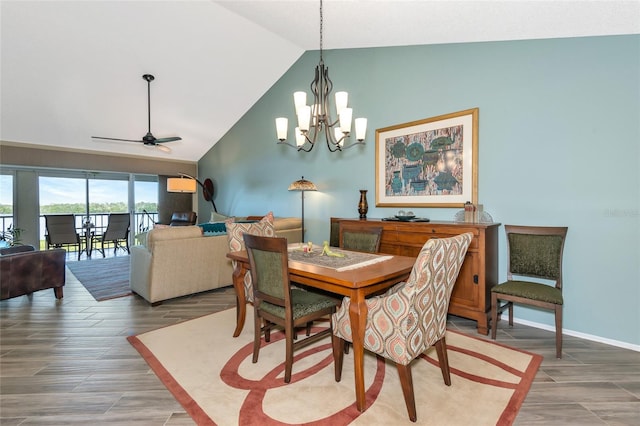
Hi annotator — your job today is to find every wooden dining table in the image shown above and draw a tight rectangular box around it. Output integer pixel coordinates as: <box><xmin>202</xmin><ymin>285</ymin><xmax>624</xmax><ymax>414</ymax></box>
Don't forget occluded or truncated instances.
<box><xmin>226</xmin><ymin>247</ymin><xmax>415</xmax><ymax>412</ymax></box>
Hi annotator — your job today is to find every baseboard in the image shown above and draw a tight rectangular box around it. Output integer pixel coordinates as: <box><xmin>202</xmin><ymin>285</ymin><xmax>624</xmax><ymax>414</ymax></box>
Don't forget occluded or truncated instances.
<box><xmin>500</xmin><ymin>314</ymin><xmax>640</xmax><ymax>353</ymax></box>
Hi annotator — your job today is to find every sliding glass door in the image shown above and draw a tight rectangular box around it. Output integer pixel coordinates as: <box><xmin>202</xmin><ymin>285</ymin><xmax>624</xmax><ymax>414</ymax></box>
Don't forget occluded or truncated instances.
<box><xmin>0</xmin><ymin>173</ymin><xmax>14</xmax><ymax>244</ymax></box>
<box><xmin>38</xmin><ymin>171</ymin><xmax>158</xmax><ymax>252</ymax></box>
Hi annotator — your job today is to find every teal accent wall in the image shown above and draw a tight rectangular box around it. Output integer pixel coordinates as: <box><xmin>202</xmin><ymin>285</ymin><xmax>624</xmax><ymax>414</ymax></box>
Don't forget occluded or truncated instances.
<box><xmin>200</xmin><ymin>35</ymin><xmax>640</xmax><ymax>346</ymax></box>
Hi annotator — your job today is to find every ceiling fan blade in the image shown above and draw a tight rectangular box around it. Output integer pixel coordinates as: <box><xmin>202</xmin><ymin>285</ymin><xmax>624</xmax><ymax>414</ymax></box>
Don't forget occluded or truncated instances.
<box><xmin>155</xmin><ymin>136</ymin><xmax>182</xmax><ymax>143</ymax></box>
<box><xmin>92</xmin><ymin>136</ymin><xmax>142</xmax><ymax>143</ymax></box>
<box><xmin>156</xmin><ymin>144</ymin><xmax>172</xmax><ymax>153</ymax></box>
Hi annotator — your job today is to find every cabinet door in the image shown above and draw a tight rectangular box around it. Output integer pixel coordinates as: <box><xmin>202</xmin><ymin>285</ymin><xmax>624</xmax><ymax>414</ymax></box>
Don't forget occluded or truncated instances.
<box><xmin>450</xmin><ymin>252</ymin><xmax>479</xmax><ymax>309</ymax></box>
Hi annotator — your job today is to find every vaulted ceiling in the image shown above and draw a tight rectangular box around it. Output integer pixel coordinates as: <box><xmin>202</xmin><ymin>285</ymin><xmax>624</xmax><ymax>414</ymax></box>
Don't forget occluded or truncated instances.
<box><xmin>2</xmin><ymin>1</ymin><xmax>638</xmax><ymax>162</ymax></box>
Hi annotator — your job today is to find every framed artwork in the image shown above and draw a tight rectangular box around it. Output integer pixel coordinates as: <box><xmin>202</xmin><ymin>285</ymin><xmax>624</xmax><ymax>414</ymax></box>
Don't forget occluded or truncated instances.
<box><xmin>375</xmin><ymin>108</ymin><xmax>478</xmax><ymax>208</ymax></box>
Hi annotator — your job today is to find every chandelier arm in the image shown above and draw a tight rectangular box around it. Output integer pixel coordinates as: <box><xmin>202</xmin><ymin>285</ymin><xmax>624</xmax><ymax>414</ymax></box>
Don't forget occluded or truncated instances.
<box><xmin>338</xmin><ymin>140</ymin><xmax>365</xmax><ymax>150</ymax></box>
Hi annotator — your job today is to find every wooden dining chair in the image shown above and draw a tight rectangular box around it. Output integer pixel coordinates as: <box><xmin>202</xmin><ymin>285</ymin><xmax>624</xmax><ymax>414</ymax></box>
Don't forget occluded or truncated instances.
<box><xmin>44</xmin><ymin>214</ymin><xmax>82</xmax><ymax>260</ymax></box>
<box><xmin>332</xmin><ymin>233</ymin><xmax>473</xmax><ymax>422</ymax></box>
<box><xmin>338</xmin><ymin>222</ymin><xmax>383</xmax><ymax>253</ymax></box>
<box><xmin>225</xmin><ymin>214</ymin><xmax>276</xmax><ymax>307</ymax></box>
<box><xmin>491</xmin><ymin>225</ymin><xmax>568</xmax><ymax>358</ymax></box>
<box><xmin>243</xmin><ymin>234</ymin><xmax>339</xmax><ymax>383</ymax></box>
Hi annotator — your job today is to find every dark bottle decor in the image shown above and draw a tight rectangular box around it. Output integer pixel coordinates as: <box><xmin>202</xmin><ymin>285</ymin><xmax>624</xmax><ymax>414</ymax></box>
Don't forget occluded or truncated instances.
<box><xmin>358</xmin><ymin>189</ymin><xmax>368</xmax><ymax>219</ymax></box>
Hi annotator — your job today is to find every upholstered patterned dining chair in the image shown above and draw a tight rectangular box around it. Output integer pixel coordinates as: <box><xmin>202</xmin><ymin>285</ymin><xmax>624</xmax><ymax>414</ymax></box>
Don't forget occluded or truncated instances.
<box><xmin>332</xmin><ymin>232</ymin><xmax>473</xmax><ymax>422</ymax></box>
<box><xmin>244</xmin><ymin>234</ymin><xmax>339</xmax><ymax>383</ymax></box>
<box><xmin>491</xmin><ymin>225</ymin><xmax>568</xmax><ymax>358</ymax></box>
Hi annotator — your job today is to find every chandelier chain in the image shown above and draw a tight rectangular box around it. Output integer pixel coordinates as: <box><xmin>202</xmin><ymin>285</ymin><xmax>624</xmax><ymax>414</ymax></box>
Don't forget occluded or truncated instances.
<box><xmin>319</xmin><ymin>0</ymin><xmax>323</xmax><ymax>61</ymax></box>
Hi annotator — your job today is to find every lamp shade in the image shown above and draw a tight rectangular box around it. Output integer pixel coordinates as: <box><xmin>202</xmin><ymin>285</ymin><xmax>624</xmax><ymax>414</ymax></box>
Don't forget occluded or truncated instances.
<box><xmin>167</xmin><ymin>177</ymin><xmax>197</xmax><ymax>193</ymax></box>
<box><xmin>288</xmin><ymin>177</ymin><xmax>317</xmax><ymax>192</ymax></box>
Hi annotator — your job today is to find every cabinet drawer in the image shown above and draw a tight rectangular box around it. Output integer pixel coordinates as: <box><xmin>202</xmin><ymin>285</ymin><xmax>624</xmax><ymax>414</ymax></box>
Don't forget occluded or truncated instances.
<box><xmin>393</xmin><ymin>230</ymin><xmax>479</xmax><ymax>250</ymax></box>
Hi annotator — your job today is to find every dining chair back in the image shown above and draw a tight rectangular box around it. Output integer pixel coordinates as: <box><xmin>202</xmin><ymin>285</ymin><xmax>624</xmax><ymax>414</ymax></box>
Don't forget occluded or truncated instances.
<box><xmin>332</xmin><ymin>232</ymin><xmax>473</xmax><ymax>422</ymax></box>
<box><xmin>244</xmin><ymin>233</ymin><xmax>338</xmax><ymax>383</ymax></box>
<box><xmin>225</xmin><ymin>214</ymin><xmax>275</xmax><ymax>304</ymax></box>
<box><xmin>491</xmin><ymin>225</ymin><xmax>568</xmax><ymax>358</ymax></box>
<box><xmin>44</xmin><ymin>214</ymin><xmax>82</xmax><ymax>260</ymax></box>
<box><xmin>339</xmin><ymin>222</ymin><xmax>383</xmax><ymax>253</ymax></box>
<box><xmin>95</xmin><ymin>213</ymin><xmax>130</xmax><ymax>257</ymax></box>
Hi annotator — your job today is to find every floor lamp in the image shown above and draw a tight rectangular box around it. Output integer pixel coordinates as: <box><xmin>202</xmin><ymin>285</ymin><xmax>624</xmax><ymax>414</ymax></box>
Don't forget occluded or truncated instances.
<box><xmin>288</xmin><ymin>176</ymin><xmax>317</xmax><ymax>243</ymax></box>
<box><xmin>167</xmin><ymin>173</ymin><xmax>217</xmax><ymax>212</ymax></box>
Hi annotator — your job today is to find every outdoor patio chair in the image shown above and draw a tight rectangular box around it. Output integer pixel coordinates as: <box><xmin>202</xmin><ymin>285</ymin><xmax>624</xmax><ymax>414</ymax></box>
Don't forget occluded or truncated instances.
<box><xmin>44</xmin><ymin>214</ymin><xmax>82</xmax><ymax>261</ymax></box>
<box><xmin>94</xmin><ymin>213</ymin><xmax>130</xmax><ymax>257</ymax></box>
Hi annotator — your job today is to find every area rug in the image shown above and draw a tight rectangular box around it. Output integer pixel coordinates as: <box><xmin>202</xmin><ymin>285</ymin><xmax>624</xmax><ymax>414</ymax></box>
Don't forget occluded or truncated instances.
<box><xmin>67</xmin><ymin>255</ymin><xmax>131</xmax><ymax>301</ymax></box>
<box><xmin>128</xmin><ymin>308</ymin><xmax>542</xmax><ymax>425</ymax></box>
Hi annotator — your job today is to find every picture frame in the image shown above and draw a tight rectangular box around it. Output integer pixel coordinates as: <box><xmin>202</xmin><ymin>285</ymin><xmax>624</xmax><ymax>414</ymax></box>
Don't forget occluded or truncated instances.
<box><xmin>375</xmin><ymin>108</ymin><xmax>478</xmax><ymax>208</ymax></box>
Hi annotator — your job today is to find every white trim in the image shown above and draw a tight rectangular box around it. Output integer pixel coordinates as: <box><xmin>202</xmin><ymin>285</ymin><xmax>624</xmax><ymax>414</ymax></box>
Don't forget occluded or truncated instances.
<box><xmin>500</xmin><ymin>314</ymin><xmax>640</xmax><ymax>352</ymax></box>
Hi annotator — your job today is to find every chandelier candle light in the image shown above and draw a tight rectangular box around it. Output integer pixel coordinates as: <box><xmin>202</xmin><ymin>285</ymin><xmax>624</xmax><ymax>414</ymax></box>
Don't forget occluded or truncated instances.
<box><xmin>276</xmin><ymin>0</ymin><xmax>367</xmax><ymax>152</ymax></box>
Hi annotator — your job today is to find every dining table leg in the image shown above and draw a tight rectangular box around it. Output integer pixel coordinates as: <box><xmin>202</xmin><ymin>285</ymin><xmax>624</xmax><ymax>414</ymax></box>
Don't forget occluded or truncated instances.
<box><xmin>349</xmin><ymin>290</ymin><xmax>368</xmax><ymax>412</ymax></box>
<box><xmin>231</xmin><ymin>262</ymin><xmax>247</xmax><ymax>338</ymax></box>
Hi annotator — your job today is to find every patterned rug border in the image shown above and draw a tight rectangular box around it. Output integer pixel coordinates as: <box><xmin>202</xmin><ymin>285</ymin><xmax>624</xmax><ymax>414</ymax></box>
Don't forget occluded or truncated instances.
<box><xmin>128</xmin><ymin>308</ymin><xmax>542</xmax><ymax>425</ymax></box>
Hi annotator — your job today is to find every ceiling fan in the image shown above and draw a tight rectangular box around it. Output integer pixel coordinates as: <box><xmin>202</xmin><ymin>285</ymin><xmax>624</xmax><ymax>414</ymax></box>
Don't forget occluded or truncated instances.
<box><xmin>92</xmin><ymin>74</ymin><xmax>181</xmax><ymax>153</ymax></box>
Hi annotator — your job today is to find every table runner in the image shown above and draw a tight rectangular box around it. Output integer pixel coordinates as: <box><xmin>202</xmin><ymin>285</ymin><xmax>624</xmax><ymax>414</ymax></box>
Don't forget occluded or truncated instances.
<box><xmin>287</xmin><ymin>244</ymin><xmax>393</xmax><ymax>272</ymax></box>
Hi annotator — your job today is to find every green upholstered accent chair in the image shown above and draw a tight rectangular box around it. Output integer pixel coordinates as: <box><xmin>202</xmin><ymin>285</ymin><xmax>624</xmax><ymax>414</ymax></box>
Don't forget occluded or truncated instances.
<box><xmin>491</xmin><ymin>225</ymin><xmax>568</xmax><ymax>358</ymax></box>
<box><xmin>331</xmin><ymin>233</ymin><xmax>473</xmax><ymax>422</ymax></box>
<box><xmin>243</xmin><ymin>234</ymin><xmax>339</xmax><ymax>383</ymax></box>
<box><xmin>338</xmin><ymin>222</ymin><xmax>383</xmax><ymax>253</ymax></box>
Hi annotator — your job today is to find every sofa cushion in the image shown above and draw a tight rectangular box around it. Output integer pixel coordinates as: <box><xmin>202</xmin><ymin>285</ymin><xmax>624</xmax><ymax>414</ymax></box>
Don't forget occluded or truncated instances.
<box><xmin>147</xmin><ymin>226</ymin><xmax>203</xmax><ymax>251</ymax></box>
<box><xmin>274</xmin><ymin>217</ymin><xmax>302</xmax><ymax>232</ymax></box>
<box><xmin>210</xmin><ymin>211</ymin><xmax>231</xmax><ymax>222</ymax></box>
<box><xmin>0</xmin><ymin>245</ymin><xmax>36</xmax><ymax>256</ymax></box>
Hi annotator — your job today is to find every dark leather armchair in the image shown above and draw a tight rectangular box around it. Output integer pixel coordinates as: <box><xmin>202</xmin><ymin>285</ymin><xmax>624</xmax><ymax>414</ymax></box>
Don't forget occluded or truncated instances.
<box><xmin>169</xmin><ymin>211</ymin><xmax>197</xmax><ymax>226</ymax></box>
<box><xmin>0</xmin><ymin>246</ymin><xmax>66</xmax><ymax>300</ymax></box>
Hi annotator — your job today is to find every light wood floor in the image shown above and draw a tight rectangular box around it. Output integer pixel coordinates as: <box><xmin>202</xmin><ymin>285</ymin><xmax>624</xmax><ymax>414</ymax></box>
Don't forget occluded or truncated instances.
<box><xmin>1</xmin><ymin>254</ymin><xmax>638</xmax><ymax>425</ymax></box>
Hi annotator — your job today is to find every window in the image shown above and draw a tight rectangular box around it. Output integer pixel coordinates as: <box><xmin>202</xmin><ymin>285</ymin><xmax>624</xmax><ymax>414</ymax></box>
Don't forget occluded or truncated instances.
<box><xmin>0</xmin><ymin>173</ymin><xmax>13</xmax><ymax>235</ymax></box>
<box><xmin>37</xmin><ymin>172</ymin><xmax>158</xmax><ymax>244</ymax></box>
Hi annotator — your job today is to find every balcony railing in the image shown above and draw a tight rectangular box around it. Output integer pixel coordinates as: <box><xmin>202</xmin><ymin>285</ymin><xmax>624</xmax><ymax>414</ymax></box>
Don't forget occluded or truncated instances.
<box><xmin>1</xmin><ymin>212</ymin><xmax>159</xmax><ymax>250</ymax></box>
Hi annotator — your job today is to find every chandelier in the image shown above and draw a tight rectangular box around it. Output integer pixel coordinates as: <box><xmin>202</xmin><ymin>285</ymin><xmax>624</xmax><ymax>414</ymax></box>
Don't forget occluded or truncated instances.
<box><xmin>275</xmin><ymin>0</ymin><xmax>367</xmax><ymax>152</ymax></box>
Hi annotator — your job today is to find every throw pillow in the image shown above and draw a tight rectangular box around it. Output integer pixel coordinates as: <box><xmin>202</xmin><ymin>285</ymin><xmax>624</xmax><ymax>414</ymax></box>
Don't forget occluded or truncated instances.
<box><xmin>198</xmin><ymin>222</ymin><xmax>227</xmax><ymax>234</ymax></box>
<box><xmin>210</xmin><ymin>211</ymin><xmax>231</xmax><ymax>222</ymax></box>
<box><xmin>225</xmin><ymin>211</ymin><xmax>275</xmax><ymax>253</ymax></box>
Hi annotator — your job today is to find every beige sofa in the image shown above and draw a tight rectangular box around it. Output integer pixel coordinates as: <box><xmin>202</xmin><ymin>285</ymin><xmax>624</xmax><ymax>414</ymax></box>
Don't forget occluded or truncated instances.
<box><xmin>130</xmin><ymin>217</ymin><xmax>302</xmax><ymax>304</ymax></box>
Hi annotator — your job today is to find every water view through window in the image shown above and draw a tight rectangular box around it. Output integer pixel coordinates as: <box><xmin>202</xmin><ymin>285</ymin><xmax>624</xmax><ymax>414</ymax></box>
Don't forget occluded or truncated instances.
<box><xmin>38</xmin><ymin>174</ymin><xmax>158</xmax><ymax>243</ymax></box>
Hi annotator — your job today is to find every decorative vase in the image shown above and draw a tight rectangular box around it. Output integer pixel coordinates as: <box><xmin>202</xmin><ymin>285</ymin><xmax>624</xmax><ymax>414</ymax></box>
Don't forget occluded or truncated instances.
<box><xmin>358</xmin><ymin>190</ymin><xmax>368</xmax><ymax>219</ymax></box>
<box><xmin>391</xmin><ymin>170</ymin><xmax>403</xmax><ymax>194</ymax></box>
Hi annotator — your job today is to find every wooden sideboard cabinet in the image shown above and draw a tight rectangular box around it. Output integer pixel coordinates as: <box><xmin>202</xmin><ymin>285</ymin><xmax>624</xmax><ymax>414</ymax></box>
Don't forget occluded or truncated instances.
<box><xmin>331</xmin><ymin>218</ymin><xmax>500</xmax><ymax>335</ymax></box>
